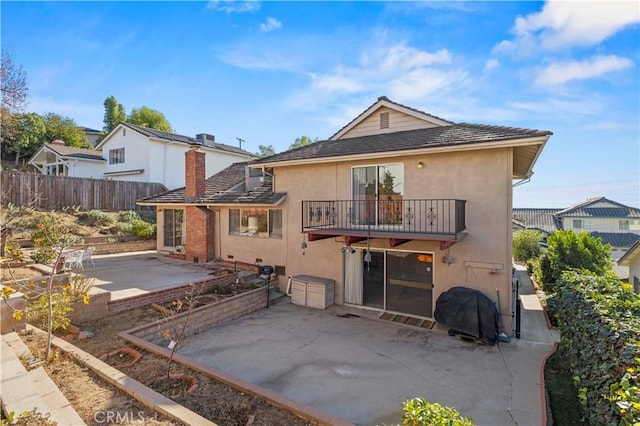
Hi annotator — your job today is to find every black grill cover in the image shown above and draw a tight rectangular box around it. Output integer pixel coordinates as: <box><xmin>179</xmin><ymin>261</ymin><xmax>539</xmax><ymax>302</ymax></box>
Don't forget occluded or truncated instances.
<box><xmin>434</xmin><ymin>286</ymin><xmax>499</xmax><ymax>345</ymax></box>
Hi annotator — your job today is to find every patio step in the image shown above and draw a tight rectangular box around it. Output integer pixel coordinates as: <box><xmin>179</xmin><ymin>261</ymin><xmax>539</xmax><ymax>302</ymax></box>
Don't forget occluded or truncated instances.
<box><xmin>0</xmin><ymin>332</ymin><xmax>86</xmax><ymax>425</ymax></box>
<box><xmin>269</xmin><ymin>289</ymin><xmax>286</xmax><ymax>305</ymax></box>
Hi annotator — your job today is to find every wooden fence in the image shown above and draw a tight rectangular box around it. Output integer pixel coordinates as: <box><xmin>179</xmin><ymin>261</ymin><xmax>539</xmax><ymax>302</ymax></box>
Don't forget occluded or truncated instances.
<box><xmin>0</xmin><ymin>171</ymin><xmax>167</xmax><ymax>211</ymax></box>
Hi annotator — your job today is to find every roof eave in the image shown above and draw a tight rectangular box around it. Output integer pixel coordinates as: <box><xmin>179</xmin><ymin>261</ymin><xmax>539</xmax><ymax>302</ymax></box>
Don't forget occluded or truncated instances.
<box><xmin>251</xmin><ymin>135</ymin><xmax>550</xmax><ymax>170</ymax></box>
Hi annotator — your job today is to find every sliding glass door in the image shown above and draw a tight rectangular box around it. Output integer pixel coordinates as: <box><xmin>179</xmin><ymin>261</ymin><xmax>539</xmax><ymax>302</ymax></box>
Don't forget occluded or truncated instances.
<box><xmin>351</xmin><ymin>164</ymin><xmax>403</xmax><ymax>226</ymax></box>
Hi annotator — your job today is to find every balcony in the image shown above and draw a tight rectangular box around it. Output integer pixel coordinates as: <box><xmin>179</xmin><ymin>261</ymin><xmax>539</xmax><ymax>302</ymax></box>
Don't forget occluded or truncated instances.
<box><xmin>302</xmin><ymin>199</ymin><xmax>466</xmax><ymax>247</ymax></box>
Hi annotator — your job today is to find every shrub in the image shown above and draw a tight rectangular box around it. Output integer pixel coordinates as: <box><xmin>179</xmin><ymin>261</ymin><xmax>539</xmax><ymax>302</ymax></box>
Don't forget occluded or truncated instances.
<box><xmin>536</xmin><ymin>230</ymin><xmax>612</xmax><ymax>291</ymax></box>
<box><xmin>86</xmin><ymin>209</ymin><xmax>114</xmax><ymax>226</ymax></box>
<box><xmin>402</xmin><ymin>397</ymin><xmax>475</xmax><ymax>426</ymax></box>
<box><xmin>30</xmin><ymin>247</ymin><xmax>56</xmax><ymax>264</ymax></box>
<box><xmin>555</xmin><ymin>271</ymin><xmax>640</xmax><ymax>425</ymax></box>
<box><xmin>129</xmin><ymin>220</ymin><xmax>155</xmax><ymax>238</ymax></box>
<box><xmin>512</xmin><ymin>230</ymin><xmax>542</xmax><ymax>261</ymax></box>
<box><xmin>119</xmin><ymin>210</ymin><xmax>141</xmax><ymax>222</ymax></box>
<box><xmin>4</xmin><ymin>239</ymin><xmax>24</xmax><ymax>262</ymax></box>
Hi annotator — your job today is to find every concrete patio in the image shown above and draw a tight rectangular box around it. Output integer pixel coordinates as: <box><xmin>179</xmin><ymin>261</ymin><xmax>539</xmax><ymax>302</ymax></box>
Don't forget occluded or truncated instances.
<box><xmin>178</xmin><ymin>264</ymin><xmax>558</xmax><ymax>426</ymax></box>
<box><xmin>82</xmin><ymin>251</ymin><xmax>215</xmax><ymax>300</ymax></box>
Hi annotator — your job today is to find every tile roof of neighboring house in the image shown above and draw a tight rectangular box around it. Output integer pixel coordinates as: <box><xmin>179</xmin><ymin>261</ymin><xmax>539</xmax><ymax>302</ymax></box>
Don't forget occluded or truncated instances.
<box><xmin>138</xmin><ymin>162</ymin><xmax>286</xmax><ymax>205</ymax></box>
<box><xmin>590</xmin><ymin>232</ymin><xmax>640</xmax><ymax>249</ymax></box>
<box><xmin>45</xmin><ymin>143</ymin><xmax>104</xmax><ymax>161</ymax></box>
<box><xmin>121</xmin><ymin>122</ymin><xmax>256</xmax><ymax>157</ymax></box>
<box><xmin>82</xmin><ymin>127</ymin><xmax>101</xmax><ymax>133</ymax></box>
<box><xmin>554</xmin><ymin>197</ymin><xmax>640</xmax><ymax>218</ymax></box>
<box><xmin>512</xmin><ymin>208</ymin><xmax>562</xmax><ymax>234</ymax></box>
<box><xmin>254</xmin><ymin>123</ymin><xmax>552</xmax><ymax>164</ymax></box>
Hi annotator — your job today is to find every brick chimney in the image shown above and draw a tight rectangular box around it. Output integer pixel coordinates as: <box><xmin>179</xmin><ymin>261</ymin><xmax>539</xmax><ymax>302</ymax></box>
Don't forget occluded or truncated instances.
<box><xmin>185</xmin><ymin>144</ymin><xmax>205</xmax><ymax>199</ymax></box>
<box><xmin>184</xmin><ymin>144</ymin><xmax>214</xmax><ymax>264</ymax></box>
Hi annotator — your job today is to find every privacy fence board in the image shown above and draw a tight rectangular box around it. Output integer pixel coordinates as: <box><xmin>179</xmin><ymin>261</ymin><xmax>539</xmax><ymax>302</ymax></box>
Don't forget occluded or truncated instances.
<box><xmin>1</xmin><ymin>171</ymin><xmax>167</xmax><ymax>211</ymax></box>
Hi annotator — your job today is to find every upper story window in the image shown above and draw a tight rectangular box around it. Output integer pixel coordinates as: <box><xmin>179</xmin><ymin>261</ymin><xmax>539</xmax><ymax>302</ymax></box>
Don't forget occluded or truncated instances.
<box><xmin>620</xmin><ymin>220</ymin><xmax>630</xmax><ymax>231</ymax></box>
<box><xmin>229</xmin><ymin>209</ymin><xmax>282</xmax><ymax>238</ymax></box>
<box><xmin>573</xmin><ymin>219</ymin><xmax>592</xmax><ymax>230</ymax></box>
<box><xmin>109</xmin><ymin>148</ymin><xmax>125</xmax><ymax>164</ymax></box>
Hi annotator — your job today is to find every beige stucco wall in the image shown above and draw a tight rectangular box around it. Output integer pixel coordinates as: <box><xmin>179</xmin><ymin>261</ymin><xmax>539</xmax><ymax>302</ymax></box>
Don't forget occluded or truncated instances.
<box><xmin>271</xmin><ymin>147</ymin><xmax>514</xmax><ymax>328</ymax></box>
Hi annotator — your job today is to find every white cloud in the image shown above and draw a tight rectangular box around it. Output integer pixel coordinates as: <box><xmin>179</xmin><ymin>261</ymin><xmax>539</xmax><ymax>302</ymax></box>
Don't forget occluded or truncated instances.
<box><xmin>207</xmin><ymin>1</ymin><xmax>260</xmax><ymax>13</ymax></box>
<box><xmin>534</xmin><ymin>55</ymin><xmax>634</xmax><ymax>86</ymax></box>
<box><xmin>483</xmin><ymin>59</ymin><xmax>500</xmax><ymax>72</ymax></box>
<box><xmin>495</xmin><ymin>1</ymin><xmax>640</xmax><ymax>53</ymax></box>
<box><xmin>260</xmin><ymin>17</ymin><xmax>282</xmax><ymax>32</ymax></box>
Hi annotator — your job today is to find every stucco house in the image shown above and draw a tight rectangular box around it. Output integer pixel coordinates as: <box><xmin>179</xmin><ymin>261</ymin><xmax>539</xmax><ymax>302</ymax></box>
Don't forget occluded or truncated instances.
<box><xmin>618</xmin><ymin>240</ymin><xmax>640</xmax><ymax>293</ymax></box>
<box><xmin>513</xmin><ymin>197</ymin><xmax>640</xmax><ymax>259</ymax></box>
<box><xmin>139</xmin><ymin>96</ymin><xmax>552</xmax><ymax>328</ymax></box>
<box><xmin>28</xmin><ymin>122</ymin><xmax>257</xmax><ymax>190</ymax></box>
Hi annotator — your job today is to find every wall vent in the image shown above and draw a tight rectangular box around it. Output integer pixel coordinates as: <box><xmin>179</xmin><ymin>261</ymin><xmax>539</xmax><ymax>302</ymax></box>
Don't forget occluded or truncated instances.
<box><xmin>380</xmin><ymin>112</ymin><xmax>390</xmax><ymax>129</ymax></box>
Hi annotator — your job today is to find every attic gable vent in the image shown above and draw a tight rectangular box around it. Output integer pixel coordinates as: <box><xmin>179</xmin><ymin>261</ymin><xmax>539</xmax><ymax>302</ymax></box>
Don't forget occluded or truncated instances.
<box><xmin>380</xmin><ymin>112</ymin><xmax>390</xmax><ymax>129</ymax></box>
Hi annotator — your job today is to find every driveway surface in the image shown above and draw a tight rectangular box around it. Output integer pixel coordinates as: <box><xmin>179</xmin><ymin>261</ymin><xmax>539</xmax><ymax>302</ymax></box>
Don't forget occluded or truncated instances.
<box><xmin>181</xmin><ymin>264</ymin><xmax>558</xmax><ymax>426</ymax></box>
<box><xmin>83</xmin><ymin>251</ymin><xmax>215</xmax><ymax>300</ymax></box>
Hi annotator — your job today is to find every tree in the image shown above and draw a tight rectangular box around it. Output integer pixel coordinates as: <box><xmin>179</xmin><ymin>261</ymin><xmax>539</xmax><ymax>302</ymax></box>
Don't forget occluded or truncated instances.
<box><xmin>10</xmin><ymin>113</ymin><xmax>46</xmax><ymax>166</ymax></box>
<box><xmin>42</xmin><ymin>113</ymin><xmax>90</xmax><ymax>148</ymax></box>
<box><xmin>289</xmin><ymin>135</ymin><xmax>318</xmax><ymax>150</ymax></box>
<box><xmin>128</xmin><ymin>106</ymin><xmax>172</xmax><ymax>132</ymax></box>
<box><xmin>512</xmin><ymin>230</ymin><xmax>542</xmax><ymax>261</ymax></box>
<box><xmin>1</xmin><ymin>49</ymin><xmax>29</xmax><ymax>145</ymax></box>
<box><xmin>103</xmin><ymin>95</ymin><xmax>126</xmax><ymax>133</ymax></box>
<box><xmin>536</xmin><ymin>229</ymin><xmax>612</xmax><ymax>288</ymax></box>
<box><xmin>256</xmin><ymin>144</ymin><xmax>276</xmax><ymax>158</ymax></box>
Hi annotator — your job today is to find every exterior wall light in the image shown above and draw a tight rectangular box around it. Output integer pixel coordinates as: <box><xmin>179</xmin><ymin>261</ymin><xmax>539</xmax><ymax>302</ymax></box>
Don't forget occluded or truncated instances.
<box><xmin>417</xmin><ymin>161</ymin><xmax>425</xmax><ymax>169</ymax></box>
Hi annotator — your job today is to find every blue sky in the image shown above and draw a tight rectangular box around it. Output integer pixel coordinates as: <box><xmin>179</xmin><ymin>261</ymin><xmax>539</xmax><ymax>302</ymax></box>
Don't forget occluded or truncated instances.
<box><xmin>2</xmin><ymin>1</ymin><xmax>639</xmax><ymax>208</ymax></box>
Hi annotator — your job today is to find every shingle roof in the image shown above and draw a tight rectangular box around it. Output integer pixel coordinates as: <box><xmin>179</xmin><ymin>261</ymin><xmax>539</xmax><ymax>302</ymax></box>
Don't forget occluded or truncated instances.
<box><xmin>555</xmin><ymin>197</ymin><xmax>640</xmax><ymax>218</ymax></box>
<box><xmin>590</xmin><ymin>232</ymin><xmax>640</xmax><ymax>249</ymax></box>
<box><xmin>121</xmin><ymin>122</ymin><xmax>256</xmax><ymax>157</ymax></box>
<box><xmin>254</xmin><ymin>123</ymin><xmax>552</xmax><ymax>165</ymax></box>
<box><xmin>138</xmin><ymin>162</ymin><xmax>286</xmax><ymax>205</ymax></box>
<box><xmin>45</xmin><ymin>143</ymin><xmax>104</xmax><ymax>161</ymax></box>
<box><xmin>618</xmin><ymin>239</ymin><xmax>640</xmax><ymax>266</ymax></box>
<box><xmin>512</xmin><ymin>208</ymin><xmax>562</xmax><ymax>234</ymax></box>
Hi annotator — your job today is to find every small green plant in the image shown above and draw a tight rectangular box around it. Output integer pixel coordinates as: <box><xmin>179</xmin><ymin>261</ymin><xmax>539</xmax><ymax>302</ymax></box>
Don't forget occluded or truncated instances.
<box><xmin>120</xmin><ymin>210</ymin><xmax>141</xmax><ymax>222</ymax></box>
<box><xmin>0</xmin><ymin>409</ymin><xmax>57</xmax><ymax>426</ymax></box>
<box><xmin>30</xmin><ymin>247</ymin><xmax>56</xmax><ymax>264</ymax></box>
<box><xmin>86</xmin><ymin>209</ymin><xmax>114</xmax><ymax>226</ymax></box>
<box><xmin>129</xmin><ymin>219</ymin><xmax>155</xmax><ymax>238</ymax></box>
<box><xmin>4</xmin><ymin>239</ymin><xmax>24</xmax><ymax>262</ymax></box>
<box><xmin>61</xmin><ymin>205</ymin><xmax>82</xmax><ymax>213</ymax></box>
<box><xmin>402</xmin><ymin>397</ymin><xmax>475</xmax><ymax>425</ymax></box>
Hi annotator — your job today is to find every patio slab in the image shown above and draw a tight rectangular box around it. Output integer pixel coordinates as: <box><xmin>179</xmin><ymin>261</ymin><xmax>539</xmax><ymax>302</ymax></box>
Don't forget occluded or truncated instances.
<box><xmin>82</xmin><ymin>251</ymin><xmax>216</xmax><ymax>300</ymax></box>
<box><xmin>179</xmin><ymin>266</ymin><xmax>557</xmax><ymax>426</ymax></box>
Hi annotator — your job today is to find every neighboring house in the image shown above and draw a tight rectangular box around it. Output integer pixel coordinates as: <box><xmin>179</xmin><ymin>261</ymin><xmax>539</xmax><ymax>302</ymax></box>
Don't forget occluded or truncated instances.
<box><xmin>618</xmin><ymin>240</ymin><xmax>640</xmax><ymax>293</ymax></box>
<box><xmin>28</xmin><ymin>140</ymin><xmax>105</xmax><ymax>178</ymax></box>
<box><xmin>95</xmin><ymin>122</ymin><xmax>256</xmax><ymax>190</ymax></box>
<box><xmin>513</xmin><ymin>197</ymin><xmax>640</xmax><ymax>260</ymax></box>
<box><xmin>83</xmin><ymin>127</ymin><xmax>103</xmax><ymax>146</ymax></box>
<box><xmin>139</xmin><ymin>96</ymin><xmax>552</xmax><ymax>328</ymax></box>
<box><xmin>28</xmin><ymin>122</ymin><xmax>257</xmax><ymax>189</ymax></box>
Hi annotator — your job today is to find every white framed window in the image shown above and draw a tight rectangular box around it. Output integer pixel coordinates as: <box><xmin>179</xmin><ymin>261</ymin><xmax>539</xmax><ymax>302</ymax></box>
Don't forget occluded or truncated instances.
<box><xmin>109</xmin><ymin>148</ymin><xmax>125</xmax><ymax>164</ymax></box>
<box><xmin>573</xmin><ymin>219</ymin><xmax>591</xmax><ymax>230</ymax></box>
<box><xmin>620</xmin><ymin>220</ymin><xmax>630</xmax><ymax>231</ymax></box>
<box><xmin>229</xmin><ymin>209</ymin><xmax>282</xmax><ymax>238</ymax></box>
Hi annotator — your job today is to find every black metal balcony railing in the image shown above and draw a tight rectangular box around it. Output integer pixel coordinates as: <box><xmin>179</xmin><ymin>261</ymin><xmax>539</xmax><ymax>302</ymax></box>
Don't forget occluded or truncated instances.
<box><xmin>302</xmin><ymin>199</ymin><xmax>466</xmax><ymax>238</ymax></box>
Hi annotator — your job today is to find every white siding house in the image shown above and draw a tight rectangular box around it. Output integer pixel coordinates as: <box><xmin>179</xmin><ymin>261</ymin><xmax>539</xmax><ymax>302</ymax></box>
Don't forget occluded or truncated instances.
<box><xmin>28</xmin><ymin>141</ymin><xmax>106</xmax><ymax>178</ymax></box>
<box><xmin>96</xmin><ymin>123</ymin><xmax>256</xmax><ymax>190</ymax></box>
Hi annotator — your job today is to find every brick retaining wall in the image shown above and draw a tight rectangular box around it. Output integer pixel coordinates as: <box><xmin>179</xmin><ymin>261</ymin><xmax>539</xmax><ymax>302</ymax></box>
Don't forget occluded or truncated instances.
<box><xmin>122</xmin><ymin>285</ymin><xmax>268</xmax><ymax>342</ymax></box>
<box><xmin>108</xmin><ymin>274</ymin><xmax>239</xmax><ymax>314</ymax></box>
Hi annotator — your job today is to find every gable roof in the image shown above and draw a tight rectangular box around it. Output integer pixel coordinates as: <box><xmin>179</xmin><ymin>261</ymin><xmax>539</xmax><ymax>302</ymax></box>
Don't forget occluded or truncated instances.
<box><xmin>512</xmin><ymin>208</ymin><xmax>562</xmax><ymax>234</ymax></box>
<box><xmin>254</xmin><ymin>122</ymin><xmax>551</xmax><ymax>178</ymax></box>
<box><xmin>37</xmin><ymin>143</ymin><xmax>104</xmax><ymax>161</ymax></box>
<box><xmin>555</xmin><ymin>197</ymin><xmax>640</xmax><ymax>218</ymax></box>
<box><xmin>138</xmin><ymin>162</ymin><xmax>286</xmax><ymax>206</ymax></box>
<box><xmin>96</xmin><ymin>122</ymin><xmax>256</xmax><ymax>157</ymax></box>
<box><xmin>618</xmin><ymin>239</ymin><xmax>640</xmax><ymax>266</ymax></box>
<box><xmin>329</xmin><ymin>96</ymin><xmax>453</xmax><ymax>140</ymax></box>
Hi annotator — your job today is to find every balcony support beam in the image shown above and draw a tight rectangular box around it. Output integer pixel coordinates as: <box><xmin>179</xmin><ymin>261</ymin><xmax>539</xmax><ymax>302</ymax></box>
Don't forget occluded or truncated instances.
<box><xmin>389</xmin><ymin>238</ymin><xmax>411</xmax><ymax>248</ymax></box>
<box><xmin>345</xmin><ymin>236</ymin><xmax>367</xmax><ymax>246</ymax></box>
<box><xmin>307</xmin><ymin>233</ymin><xmax>334</xmax><ymax>242</ymax></box>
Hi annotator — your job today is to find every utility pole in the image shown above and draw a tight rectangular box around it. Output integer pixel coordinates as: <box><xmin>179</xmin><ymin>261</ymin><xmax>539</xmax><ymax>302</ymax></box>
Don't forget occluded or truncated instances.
<box><xmin>236</xmin><ymin>137</ymin><xmax>245</xmax><ymax>149</ymax></box>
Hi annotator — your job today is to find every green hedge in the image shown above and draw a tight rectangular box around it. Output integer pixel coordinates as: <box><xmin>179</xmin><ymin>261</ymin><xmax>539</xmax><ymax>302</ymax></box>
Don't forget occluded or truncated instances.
<box><xmin>554</xmin><ymin>271</ymin><xmax>640</xmax><ymax>424</ymax></box>
<box><xmin>402</xmin><ymin>397</ymin><xmax>474</xmax><ymax>426</ymax></box>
